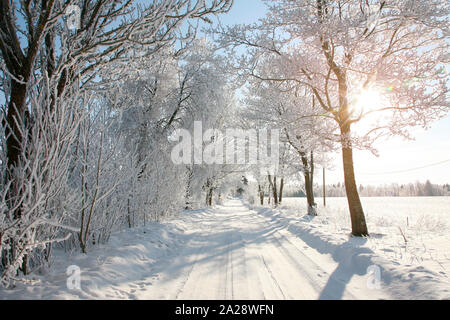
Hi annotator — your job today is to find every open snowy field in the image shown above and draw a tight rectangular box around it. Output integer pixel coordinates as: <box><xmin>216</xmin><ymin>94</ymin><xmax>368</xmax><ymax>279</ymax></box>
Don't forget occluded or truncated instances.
<box><xmin>0</xmin><ymin>197</ymin><xmax>448</xmax><ymax>300</ymax></box>
<box><xmin>270</xmin><ymin>197</ymin><xmax>450</xmax><ymax>298</ymax></box>
<box><xmin>281</xmin><ymin>197</ymin><xmax>450</xmax><ymax>233</ymax></box>
<box><xmin>279</xmin><ymin>197</ymin><xmax>450</xmax><ymax>264</ymax></box>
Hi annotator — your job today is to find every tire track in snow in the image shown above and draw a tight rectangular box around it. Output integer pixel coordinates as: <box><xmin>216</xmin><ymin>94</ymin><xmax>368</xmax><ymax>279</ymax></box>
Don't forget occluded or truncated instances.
<box><xmin>255</xmin><ymin>210</ymin><xmax>359</xmax><ymax>299</ymax></box>
<box><xmin>225</xmin><ymin>231</ymin><xmax>233</xmax><ymax>299</ymax></box>
<box><xmin>173</xmin><ymin>237</ymin><xmax>208</xmax><ymax>299</ymax></box>
<box><xmin>160</xmin><ymin>217</ymin><xmax>216</xmax><ymax>299</ymax></box>
<box><xmin>231</xmin><ymin>232</ymin><xmax>247</xmax><ymax>299</ymax></box>
<box><xmin>140</xmin><ymin>200</ymin><xmax>366</xmax><ymax>299</ymax></box>
<box><xmin>176</xmin><ymin>210</ymin><xmax>236</xmax><ymax>299</ymax></box>
<box><xmin>216</xmin><ymin>229</ymin><xmax>230</xmax><ymax>299</ymax></box>
<box><xmin>272</xmin><ymin>229</ymin><xmax>357</xmax><ymax>299</ymax></box>
<box><xmin>260</xmin><ymin>253</ymin><xmax>287</xmax><ymax>299</ymax></box>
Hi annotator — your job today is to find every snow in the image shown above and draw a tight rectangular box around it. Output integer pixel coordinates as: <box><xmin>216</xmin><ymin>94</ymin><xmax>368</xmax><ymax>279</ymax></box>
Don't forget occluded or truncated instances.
<box><xmin>267</xmin><ymin>197</ymin><xmax>450</xmax><ymax>299</ymax></box>
<box><xmin>1</xmin><ymin>198</ymin><xmax>449</xmax><ymax>300</ymax></box>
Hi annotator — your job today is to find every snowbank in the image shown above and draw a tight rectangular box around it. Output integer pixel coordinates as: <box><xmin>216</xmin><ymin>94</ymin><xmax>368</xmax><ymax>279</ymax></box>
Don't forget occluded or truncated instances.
<box><xmin>0</xmin><ymin>213</ymin><xmax>195</xmax><ymax>299</ymax></box>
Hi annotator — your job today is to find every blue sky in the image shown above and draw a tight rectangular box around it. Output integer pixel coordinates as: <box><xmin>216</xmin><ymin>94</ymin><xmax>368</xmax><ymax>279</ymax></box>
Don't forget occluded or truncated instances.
<box><xmin>216</xmin><ymin>0</ymin><xmax>450</xmax><ymax>185</ymax></box>
<box><xmin>217</xmin><ymin>0</ymin><xmax>267</xmax><ymax>25</ymax></box>
<box><xmin>2</xmin><ymin>1</ymin><xmax>447</xmax><ymax>186</ymax></box>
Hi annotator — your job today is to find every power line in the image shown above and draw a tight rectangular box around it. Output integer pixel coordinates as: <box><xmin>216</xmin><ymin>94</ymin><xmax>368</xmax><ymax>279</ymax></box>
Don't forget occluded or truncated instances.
<box><xmin>360</xmin><ymin>158</ymin><xmax>450</xmax><ymax>175</ymax></box>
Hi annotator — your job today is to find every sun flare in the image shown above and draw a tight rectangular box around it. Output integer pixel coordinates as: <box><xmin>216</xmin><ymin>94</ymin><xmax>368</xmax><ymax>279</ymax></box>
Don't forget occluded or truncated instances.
<box><xmin>353</xmin><ymin>88</ymin><xmax>385</xmax><ymax>113</ymax></box>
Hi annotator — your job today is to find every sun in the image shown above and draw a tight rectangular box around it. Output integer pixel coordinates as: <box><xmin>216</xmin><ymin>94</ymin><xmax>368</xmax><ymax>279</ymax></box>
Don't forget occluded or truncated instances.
<box><xmin>350</xmin><ymin>86</ymin><xmax>394</xmax><ymax>134</ymax></box>
<box><xmin>352</xmin><ymin>88</ymin><xmax>385</xmax><ymax>113</ymax></box>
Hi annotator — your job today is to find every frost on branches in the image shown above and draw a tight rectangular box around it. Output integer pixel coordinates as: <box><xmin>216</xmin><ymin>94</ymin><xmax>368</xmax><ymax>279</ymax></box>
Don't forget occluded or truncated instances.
<box><xmin>0</xmin><ymin>0</ymin><xmax>233</xmax><ymax>286</ymax></box>
<box><xmin>212</xmin><ymin>0</ymin><xmax>449</xmax><ymax>236</ymax></box>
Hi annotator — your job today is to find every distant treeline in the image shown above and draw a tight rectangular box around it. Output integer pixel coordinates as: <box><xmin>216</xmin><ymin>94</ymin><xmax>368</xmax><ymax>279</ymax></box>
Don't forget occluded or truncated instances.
<box><xmin>286</xmin><ymin>180</ymin><xmax>450</xmax><ymax>197</ymax></box>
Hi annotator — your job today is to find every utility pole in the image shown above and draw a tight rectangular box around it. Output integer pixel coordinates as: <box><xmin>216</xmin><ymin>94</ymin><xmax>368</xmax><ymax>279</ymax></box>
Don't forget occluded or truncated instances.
<box><xmin>323</xmin><ymin>167</ymin><xmax>326</xmax><ymax>207</ymax></box>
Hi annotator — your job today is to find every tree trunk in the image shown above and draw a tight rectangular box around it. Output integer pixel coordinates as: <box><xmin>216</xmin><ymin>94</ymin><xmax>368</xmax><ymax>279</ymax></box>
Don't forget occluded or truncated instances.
<box><xmin>6</xmin><ymin>79</ymin><xmax>27</xmax><ymax>164</ymax></box>
<box><xmin>273</xmin><ymin>176</ymin><xmax>278</xmax><ymax>206</ymax></box>
<box><xmin>278</xmin><ymin>178</ymin><xmax>284</xmax><ymax>204</ymax></box>
<box><xmin>258</xmin><ymin>184</ymin><xmax>264</xmax><ymax>205</ymax></box>
<box><xmin>300</xmin><ymin>154</ymin><xmax>317</xmax><ymax>216</ymax></box>
<box><xmin>304</xmin><ymin>171</ymin><xmax>317</xmax><ymax>216</ymax></box>
<box><xmin>341</xmin><ymin>140</ymin><xmax>369</xmax><ymax>236</ymax></box>
<box><xmin>4</xmin><ymin>79</ymin><xmax>29</xmax><ymax>273</ymax></box>
<box><xmin>268</xmin><ymin>174</ymin><xmax>278</xmax><ymax>207</ymax></box>
<box><xmin>208</xmin><ymin>188</ymin><xmax>213</xmax><ymax>206</ymax></box>
<box><xmin>5</xmin><ymin>79</ymin><xmax>28</xmax><ymax>217</ymax></box>
<box><xmin>185</xmin><ymin>167</ymin><xmax>193</xmax><ymax>209</ymax></box>
<box><xmin>337</xmin><ymin>71</ymin><xmax>369</xmax><ymax>236</ymax></box>
<box><xmin>127</xmin><ymin>198</ymin><xmax>132</xmax><ymax>228</ymax></box>
<box><xmin>205</xmin><ymin>184</ymin><xmax>213</xmax><ymax>207</ymax></box>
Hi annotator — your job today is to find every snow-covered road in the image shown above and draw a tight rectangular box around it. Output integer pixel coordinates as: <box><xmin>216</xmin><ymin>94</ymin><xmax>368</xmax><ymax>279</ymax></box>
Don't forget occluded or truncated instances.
<box><xmin>138</xmin><ymin>199</ymin><xmax>388</xmax><ymax>300</ymax></box>
<box><xmin>6</xmin><ymin>198</ymin><xmax>447</xmax><ymax>300</ymax></box>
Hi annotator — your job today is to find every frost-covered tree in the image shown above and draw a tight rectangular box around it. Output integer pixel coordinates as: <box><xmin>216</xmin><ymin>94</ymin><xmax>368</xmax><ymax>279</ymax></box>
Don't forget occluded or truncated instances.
<box><xmin>1</xmin><ymin>0</ymin><xmax>232</xmax><ymax>208</ymax></box>
<box><xmin>0</xmin><ymin>0</ymin><xmax>233</xmax><ymax>284</ymax></box>
<box><xmin>213</xmin><ymin>0</ymin><xmax>449</xmax><ymax>236</ymax></box>
<box><xmin>176</xmin><ymin>40</ymin><xmax>236</xmax><ymax>208</ymax></box>
<box><xmin>241</xmin><ymin>74</ymin><xmax>334</xmax><ymax>214</ymax></box>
